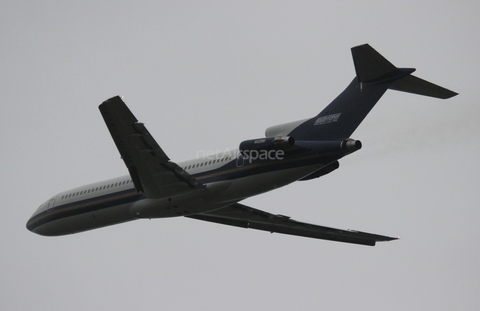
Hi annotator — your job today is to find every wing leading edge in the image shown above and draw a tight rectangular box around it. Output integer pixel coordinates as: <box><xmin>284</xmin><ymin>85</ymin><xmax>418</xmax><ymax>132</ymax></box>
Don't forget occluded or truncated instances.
<box><xmin>99</xmin><ymin>96</ymin><xmax>203</xmax><ymax>199</ymax></box>
<box><xmin>187</xmin><ymin>203</ymin><xmax>397</xmax><ymax>246</ymax></box>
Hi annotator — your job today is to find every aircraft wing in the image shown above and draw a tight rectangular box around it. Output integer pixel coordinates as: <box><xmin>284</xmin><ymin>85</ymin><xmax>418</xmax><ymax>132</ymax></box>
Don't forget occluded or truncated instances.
<box><xmin>99</xmin><ymin>96</ymin><xmax>203</xmax><ymax>198</ymax></box>
<box><xmin>187</xmin><ymin>203</ymin><xmax>397</xmax><ymax>246</ymax></box>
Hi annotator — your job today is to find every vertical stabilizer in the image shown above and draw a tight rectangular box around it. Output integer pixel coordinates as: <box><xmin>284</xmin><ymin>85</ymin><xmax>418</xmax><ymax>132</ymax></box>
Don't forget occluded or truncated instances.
<box><xmin>286</xmin><ymin>44</ymin><xmax>457</xmax><ymax>141</ymax></box>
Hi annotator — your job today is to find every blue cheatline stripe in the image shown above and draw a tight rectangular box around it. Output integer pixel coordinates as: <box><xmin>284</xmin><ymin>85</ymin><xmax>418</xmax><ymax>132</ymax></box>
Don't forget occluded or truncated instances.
<box><xmin>28</xmin><ymin>150</ymin><xmax>333</xmax><ymax>231</ymax></box>
<box><xmin>27</xmin><ymin>188</ymin><xmax>145</xmax><ymax>231</ymax></box>
<box><xmin>193</xmin><ymin>152</ymin><xmax>334</xmax><ymax>183</ymax></box>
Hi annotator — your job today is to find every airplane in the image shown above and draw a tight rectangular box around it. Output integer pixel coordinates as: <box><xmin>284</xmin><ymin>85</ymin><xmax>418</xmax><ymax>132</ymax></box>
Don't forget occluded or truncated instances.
<box><xmin>26</xmin><ymin>44</ymin><xmax>457</xmax><ymax>246</ymax></box>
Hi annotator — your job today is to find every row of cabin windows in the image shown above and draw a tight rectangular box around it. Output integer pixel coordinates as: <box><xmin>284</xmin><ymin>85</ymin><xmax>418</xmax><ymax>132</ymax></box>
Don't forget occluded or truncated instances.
<box><xmin>182</xmin><ymin>157</ymin><xmax>232</xmax><ymax>170</ymax></box>
<box><xmin>60</xmin><ymin>156</ymin><xmax>233</xmax><ymax>200</ymax></box>
<box><xmin>60</xmin><ymin>180</ymin><xmax>132</xmax><ymax>200</ymax></box>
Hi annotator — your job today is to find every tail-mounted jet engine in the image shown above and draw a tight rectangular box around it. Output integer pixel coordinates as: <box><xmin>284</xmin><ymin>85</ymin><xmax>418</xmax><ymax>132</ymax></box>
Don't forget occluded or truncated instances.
<box><xmin>239</xmin><ymin>136</ymin><xmax>361</xmax><ymax>156</ymax></box>
<box><xmin>294</xmin><ymin>139</ymin><xmax>362</xmax><ymax>155</ymax></box>
<box><xmin>239</xmin><ymin>136</ymin><xmax>295</xmax><ymax>152</ymax></box>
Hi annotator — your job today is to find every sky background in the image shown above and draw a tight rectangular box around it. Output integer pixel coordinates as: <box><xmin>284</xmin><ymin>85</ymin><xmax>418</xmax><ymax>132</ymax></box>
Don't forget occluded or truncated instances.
<box><xmin>2</xmin><ymin>1</ymin><xmax>479</xmax><ymax>310</ymax></box>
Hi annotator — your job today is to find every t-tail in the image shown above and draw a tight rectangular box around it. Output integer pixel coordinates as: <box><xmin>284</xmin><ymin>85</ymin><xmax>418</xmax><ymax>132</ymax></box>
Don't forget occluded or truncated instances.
<box><xmin>266</xmin><ymin>44</ymin><xmax>457</xmax><ymax>141</ymax></box>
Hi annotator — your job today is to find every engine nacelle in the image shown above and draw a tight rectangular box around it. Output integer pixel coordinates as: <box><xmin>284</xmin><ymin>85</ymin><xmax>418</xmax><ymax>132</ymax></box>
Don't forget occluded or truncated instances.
<box><xmin>294</xmin><ymin>139</ymin><xmax>362</xmax><ymax>155</ymax></box>
<box><xmin>265</xmin><ymin>119</ymin><xmax>309</xmax><ymax>137</ymax></box>
<box><xmin>239</xmin><ymin>136</ymin><xmax>295</xmax><ymax>152</ymax></box>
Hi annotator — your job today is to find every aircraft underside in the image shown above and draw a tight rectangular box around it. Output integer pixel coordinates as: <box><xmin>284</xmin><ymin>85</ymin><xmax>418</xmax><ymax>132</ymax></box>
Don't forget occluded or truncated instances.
<box><xmin>27</xmin><ymin>44</ymin><xmax>457</xmax><ymax>246</ymax></box>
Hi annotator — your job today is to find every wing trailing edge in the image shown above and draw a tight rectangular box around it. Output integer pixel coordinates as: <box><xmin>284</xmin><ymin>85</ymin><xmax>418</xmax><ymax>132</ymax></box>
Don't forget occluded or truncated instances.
<box><xmin>187</xmin><ymin>203</ymin><xmax>398</xmax><ymax>246</ymax></box>
<box><xmin>99</xmin><ymin>96</ymin><xmax>203</xmax><ymax>198</ymax></box>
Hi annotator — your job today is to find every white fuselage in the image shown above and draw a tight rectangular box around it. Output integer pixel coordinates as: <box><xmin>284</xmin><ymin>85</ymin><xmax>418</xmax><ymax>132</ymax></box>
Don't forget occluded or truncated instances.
<box><xmin>27</xmin><ymin>149</ymin><xmax>327</xmax><ymax>236</ymax></box>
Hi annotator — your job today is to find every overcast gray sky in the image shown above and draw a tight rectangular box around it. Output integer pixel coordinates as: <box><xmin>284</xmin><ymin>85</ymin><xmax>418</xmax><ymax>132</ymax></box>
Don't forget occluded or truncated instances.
<box><xmin>2</xmin><ymin>1</ymin><xmax>480</xmax><ymax>310</ymax></box>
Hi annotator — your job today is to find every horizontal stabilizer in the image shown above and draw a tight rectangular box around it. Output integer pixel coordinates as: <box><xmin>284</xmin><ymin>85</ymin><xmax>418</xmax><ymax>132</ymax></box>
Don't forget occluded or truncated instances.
<box><xmin>352</xmin><ymin>44</ymin><xmax>458</xmax><ymax>99</ymax></box>
<box><xmin>389</xmin><ymin>75</ymin><xmax>458</xmax><ymax>99</ymax></box>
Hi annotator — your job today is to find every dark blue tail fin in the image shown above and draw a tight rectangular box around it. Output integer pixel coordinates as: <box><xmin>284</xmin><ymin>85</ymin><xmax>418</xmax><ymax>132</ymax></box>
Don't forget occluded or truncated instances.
<box><xmin>285</xmin><ymin>44</ymin><xmax>457</xmax><ymax>141</ymax></box>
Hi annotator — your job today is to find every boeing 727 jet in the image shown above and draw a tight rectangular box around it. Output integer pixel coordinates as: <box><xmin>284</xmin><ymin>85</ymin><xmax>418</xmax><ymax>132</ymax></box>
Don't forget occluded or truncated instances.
<box><xmin>27</xmin><ymin>44</ymin><xmax>457</xmax><ymax>246</ymax></box>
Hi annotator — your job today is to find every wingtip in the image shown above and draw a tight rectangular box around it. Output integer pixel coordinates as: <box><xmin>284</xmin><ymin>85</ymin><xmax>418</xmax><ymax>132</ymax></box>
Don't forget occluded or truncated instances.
<box><xmin>102</xmin><ymin>95</ymin><xmax>123</xmax><ymax>103</ymax></box>
<box><xmin>376</xmin><ymin>235</ymin><xmax>399</xmax><ymax>243</ymax></box>
<box><xmin>445</xmin><ymin>91</ymin><xmax>459</xmax><ymax>99</ymax></box>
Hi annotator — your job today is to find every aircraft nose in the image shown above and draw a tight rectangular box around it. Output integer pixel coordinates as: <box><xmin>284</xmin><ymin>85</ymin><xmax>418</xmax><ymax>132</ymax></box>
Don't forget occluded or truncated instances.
<box><xmin>26</xmin><ymin>216</ymin><xmax>54</xmax><ymax>236</ymax></box>
<box><xmin>26</xmin><ymin>208</ymin><xmax>47</xmax><ymax>235</ymax></box>
<box><xmin>26</xmin><ymin>199</ymin><xmax>51</xmax><ymax>236</ymax></box>
<box><xmin>26</xmin><ymin>217</ymin><xmax>36</xmax><ymax>233</ymax></box>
